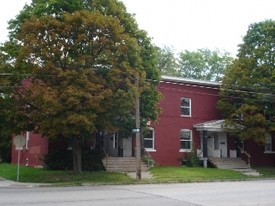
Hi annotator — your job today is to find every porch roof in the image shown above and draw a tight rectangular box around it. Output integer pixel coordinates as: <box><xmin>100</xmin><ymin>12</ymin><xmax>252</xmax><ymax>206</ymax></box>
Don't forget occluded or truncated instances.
<box><xmin>194</xmin><ymin>120</ymin><xmax>225</xmax><ymax>132</ymax></box>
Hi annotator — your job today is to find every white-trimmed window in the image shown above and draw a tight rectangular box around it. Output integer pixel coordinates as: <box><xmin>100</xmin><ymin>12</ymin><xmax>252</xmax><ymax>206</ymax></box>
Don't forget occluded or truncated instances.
<box><xmin>180</xmin><ymin>129</ymin><xmax>192</xmax><ymax>152</ymax></box>
<box><xmin>144</xmin><ymin>127</ymin><xmax>155</xmax><ymax>151</ymax></box>
<box><xmin>181</xmin><ymin>98</ymin><xmax>191</xmax><ymax>117</ymax></box>
<box><xmin>25</xmin><ymin>131</ymin><xmax>30</xmax><ymax>150</ymax></box>
<box><xmin>112</xmin><ymin>133</ymin><xmax>118</xmax><ymax>149</ymax></box>
<box><xmin>265</xmin><ymin>134</ymin><xmax>273</xmax><ymax>152</ymax></box>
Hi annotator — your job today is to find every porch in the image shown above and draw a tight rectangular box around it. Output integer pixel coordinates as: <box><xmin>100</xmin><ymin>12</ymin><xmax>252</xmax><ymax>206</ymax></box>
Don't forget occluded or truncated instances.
<box><xmin>194</xmin><ymin>120</ymin><xmax>258</xmax><ymax>175</ymax></box>
<box><xmin>194</xmin><ymin>120</ymin><xmax>232</xmax><ymax>158</ymax></box>
<box><xmin>100</xmin><ymin>133</ymin><xmax>152</xmax><ymax>172</ymax></box>
<box><xmin>194</xmin><ymin>120</ymin><xmax>250</xmax><ymax>162</ymax></box>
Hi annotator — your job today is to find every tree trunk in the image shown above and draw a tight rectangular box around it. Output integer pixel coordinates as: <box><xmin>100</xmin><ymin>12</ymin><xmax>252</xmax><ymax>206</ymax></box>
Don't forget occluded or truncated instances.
<box><xmin>72</xmin><ymin>137</ymin><xmax>82</xmax><ymax>174</ymax></box>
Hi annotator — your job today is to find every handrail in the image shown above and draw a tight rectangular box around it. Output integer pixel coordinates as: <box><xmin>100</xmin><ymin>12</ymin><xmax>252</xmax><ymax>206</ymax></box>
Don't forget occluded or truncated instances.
<box><xmin>196</xmin><ymin>149</ymin><xmax>203</xmax><ymax>158</ymax></box>
<box><xmin>142</xmin><ymin>147</ymin><xmax>154</xmax><ymax>168</ymax></box>
<box><xmin>207</xmin><ymin>146</ymin><xmax>216</xmax><ymax>157</ymax></box>
<box><xmin>237</xmin><ymin>146</ymin><xmax>251</xmax><ymax>167</ymax></box>
<box><xmin>102</xmin><ymin>148</ymin><xmax>108</xmax><ymax>169</ymax></box>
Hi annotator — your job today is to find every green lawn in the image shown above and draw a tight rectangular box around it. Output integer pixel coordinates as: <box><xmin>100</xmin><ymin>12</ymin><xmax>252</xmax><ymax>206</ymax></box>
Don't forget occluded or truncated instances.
<box><xmin>0</xmin><ymin>163</ymin><xmax>134</xmax><ymax>185</ymax></box>
<box><xmin>0</xmin><ymin>163</ymin><xmax>274</xmax><ymax>185</ymax></box>
<box><xmin>255</xmin><ymin>167</ymin><xmax>275</xmax><ymax>178</ymax></box>
<box><xmin>150</xmin><ymin>166</ymin><xmax>249</xmax><ymax>183</ymax></box>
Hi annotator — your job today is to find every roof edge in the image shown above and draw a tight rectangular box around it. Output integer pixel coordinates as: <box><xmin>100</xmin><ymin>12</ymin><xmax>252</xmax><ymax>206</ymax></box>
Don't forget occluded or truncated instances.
<box><xmin>161</xmin><ymin>75</ymin><xmax>221</xmax><ymax>87</ymax></box>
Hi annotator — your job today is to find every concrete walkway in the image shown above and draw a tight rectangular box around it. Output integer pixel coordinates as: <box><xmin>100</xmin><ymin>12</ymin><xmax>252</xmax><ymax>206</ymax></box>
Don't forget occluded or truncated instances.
<box><xmin>0</xmin><ymin>177</ymin><xmax>45</xmax><ymax>188</ymax></box>
<box><xmin>127</xmin><ymin>171</ymin><xmax>153</xmax><ymax>179</ymax></box>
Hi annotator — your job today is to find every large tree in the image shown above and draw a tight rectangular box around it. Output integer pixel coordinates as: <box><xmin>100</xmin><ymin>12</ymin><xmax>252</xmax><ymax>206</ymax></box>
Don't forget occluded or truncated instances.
<box><xmin>218</xmin><ymin>20</ymin><xmax>275</xmax><ymax>144</ymax></box>
<box><xmin>178</xmin><ymin>48</ymin><xmax>233</xmax><ymax>81</ymax></box>
<box><xmin>0</xmin><ymin>0</ymin><xmax>161</xmax><ymax>173</ymax></box>
<box><xmin>156</xmin><ymin>46</ymin><xmax>179</xmax><ymax>76</ymax></box>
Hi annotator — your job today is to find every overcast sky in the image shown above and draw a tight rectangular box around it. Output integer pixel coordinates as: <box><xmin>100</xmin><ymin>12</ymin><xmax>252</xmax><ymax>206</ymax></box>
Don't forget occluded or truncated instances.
<box><xmin>1</xmin><ymin>0</ymin><xmax>274</xmax><ymax>56</ymax></box>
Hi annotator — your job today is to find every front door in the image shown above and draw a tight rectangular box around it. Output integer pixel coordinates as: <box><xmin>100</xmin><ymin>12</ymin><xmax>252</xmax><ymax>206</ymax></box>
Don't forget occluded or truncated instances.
<box><xmin>207</xmin><ymin>136</ymin><xmax>214</xmax><ymax>157</ymax></box>
<box><xmin>207</xmin><ymin>132</ymin><xmax>228</xmax><ymax>158</ymax></box>
<box><xmin>218</xmin><ymin>132</ymin><xmax>227</xmax><ymax>157</ymax></box>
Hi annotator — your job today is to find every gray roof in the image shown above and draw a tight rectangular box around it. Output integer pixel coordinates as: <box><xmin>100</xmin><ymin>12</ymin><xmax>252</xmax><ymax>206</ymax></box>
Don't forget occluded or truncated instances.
<box><xmin>161</xmin><ymin>75</ymin><xmax>221</xmax><ymax>87</ymax></box>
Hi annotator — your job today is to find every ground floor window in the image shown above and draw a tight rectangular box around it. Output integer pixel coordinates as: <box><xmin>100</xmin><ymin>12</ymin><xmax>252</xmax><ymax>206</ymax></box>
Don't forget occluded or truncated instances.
<box><xmin>25</xmin><ymin>131</ymin><xmax>30</xmax><ymax>150</ymax></box>
<box><xmin>180</xmin><ymin>129</ymin><xmax>192</xmax><ymax>152</ymax></box>
<box><xmin>144</xmin><ymin>127</ymin><xmax>155</xmax><ymax>151</ymax></box>
<box><xmin>112</xmin><ymin>133</ymin><xmax>118</xmax><ymax>149</ymax></box>
<box><xmin>265</xmin><ymin>134</ymin><xmax>273</xmax><ymax>152</ymax></box>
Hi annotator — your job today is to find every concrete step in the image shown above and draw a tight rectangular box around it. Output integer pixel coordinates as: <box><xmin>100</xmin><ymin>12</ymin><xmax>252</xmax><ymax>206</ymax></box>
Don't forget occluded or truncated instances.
<box><xmin>103</xmin><ymin>157</ymin><xmax>149</xmax><ymax>172</ymax></box>
<box><xmin>209</xmin><ymin>157</ymin><xmax>261</xmax><ymax>176</ymax></box>
<box><xmin>210</xmin><ymin>158</ymin><xmax>248</xmax><ymax>167</ymax></box>
<box><xmin>233</xmin><ymin>168</ymin><xmax>261</xmax><ymax>176</ymax></box>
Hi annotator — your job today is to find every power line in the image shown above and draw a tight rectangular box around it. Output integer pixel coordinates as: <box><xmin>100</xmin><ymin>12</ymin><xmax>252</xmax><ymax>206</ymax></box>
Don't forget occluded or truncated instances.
<box><xmin>160</xmin><ymin>81</ymin><xmax>275</xmax><ymax>98</ymax></box>
<box><xmin>1</xmin><ymin>75</ymin><xmax>274</xmax><ymax>101</ymax></box>
<box><xmin>0</xmin><ymin>73</ymin><xmax>54</xmax><ymax>77</ymax></box>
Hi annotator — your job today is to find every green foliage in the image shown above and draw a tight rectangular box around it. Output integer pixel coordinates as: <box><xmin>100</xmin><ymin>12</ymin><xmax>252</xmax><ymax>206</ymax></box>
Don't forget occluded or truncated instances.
<box><xmin>155</xmin><ymin>46</ymin><xmax>233</xmax><ymax>81</ymax></box>
<box><xmin>44</xmin><ymin>149</ymin><xmax>73</xmax><ymax>171</ymax></box>
<box><xmin>81</xmin><ymin>147</ymin><xmax>105</xmax><ymax>171</ymax></box>
<box><xmin>218</xmin><ymin>20</ymin><xmax>275</xmax><ymax>143</ymax></box>
<box><xmin>0</xmin><ymin>135</ymin><xmax>11</xmax><ymax>163</ymax></box>
<box><xmin>178</xmin><ymin>48</ymin><xmax>233</xmax><ymax>81</ymax></box>
<box><xmin>181</xmin><ymin>150</ymin><xmax>202</xmax><ymax>167</ymax></box>
<box><xmin>0</xmin><ymin>0</ymin><xmax>161</xmax><ymax>173</ymax></box>
<box><xmin>156</xmin><ymin>46</ymin><xmax>179</xmax><ymax>76</ymax></box>
<box><xmin>44</xmin><ymin>147</ymin><xmax>105</xmax><ymax>171</ymax></box>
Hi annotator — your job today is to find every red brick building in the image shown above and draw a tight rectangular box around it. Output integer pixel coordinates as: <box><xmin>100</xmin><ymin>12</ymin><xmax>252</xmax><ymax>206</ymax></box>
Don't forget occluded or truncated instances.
<box><xmin>145</xmin><ymin>76</ymin><xmax>275</xmax><ymax>167</ymax></box>
<box><xmin>11</xmin><ymin>76</ymin><xmax>275</xmax><ymax>167</ymax></box>
<box><xmin>147</xmin><ymin>76</ymin><xmax>221</xmax><ymax>165</ymax></box>
<box><xmin>11</xmin><ymin>132</ymin><xmax>48</xmax><ymax>167</ymax></box>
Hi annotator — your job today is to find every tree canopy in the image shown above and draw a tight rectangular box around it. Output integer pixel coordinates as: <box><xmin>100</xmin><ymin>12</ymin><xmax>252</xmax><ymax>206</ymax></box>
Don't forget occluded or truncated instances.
<box><xmin>0</xmin><ymin>0</ymin><xmax>161</xmax><ymax>173</ymax></box>
<box><xmin>178</xmin><ymin>48</ymin><xmax>233</xmax><ymax>81</ymax></box>
<box><xmin>218</xmin><ymin>20</ymin><xmax>275</xmax><ymax>143</ymax></box>
<box><xmin>156</xmin><ymin>46</ymin><xmax>178</xmax><ymax>76</ymax></box>
<box><xmin>156</xmin><ymin>47</ymin><xmax>233</xmax><ymax>81</ymax></box>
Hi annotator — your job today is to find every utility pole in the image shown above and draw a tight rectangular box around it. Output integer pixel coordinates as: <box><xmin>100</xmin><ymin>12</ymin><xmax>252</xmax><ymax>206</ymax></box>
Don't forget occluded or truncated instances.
<box><xmin>135</xmin><ymin>77</ymin><xmax>141</xmax><ymax>180</ymax></box>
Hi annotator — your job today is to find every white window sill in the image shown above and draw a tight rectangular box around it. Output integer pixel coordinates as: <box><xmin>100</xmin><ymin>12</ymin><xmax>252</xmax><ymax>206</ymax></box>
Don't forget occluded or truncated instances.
<box><xmin>179</xmin><ymin>149</ymin><xmax>191</xmax><ymax>153</ymax></box>
<box><xmin>264</xmin><ymin>151</ymin><xmax>275</xmax><ymax>154</ymax></box>
<box><xmin>145</xmin><ymin>148</ymin><xmax>156</xmax><ymax>152</ymax></box>
<box><xmin>181</xmin><ymin>115</ymin><xmax>191</xmax><ymax>118</ymax></box>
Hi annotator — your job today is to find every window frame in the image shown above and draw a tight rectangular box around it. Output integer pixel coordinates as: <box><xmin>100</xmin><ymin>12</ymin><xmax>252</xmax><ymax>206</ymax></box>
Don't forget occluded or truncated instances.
<box><xmin>112</xmin><ymin>133</ymin><xmax>118</xmax><ymax>149</ymax></box>
<box><xmin>180</xmin><ymin>97</ymin><xmax>191</xmax><ymax>117</ymax></box>
<box><xmin>25</xmin><ymin>131</ymin><xmax>30</xmax><ymax>150</ymax></box>
<box><xmin>179</xmin><ymin>129</ymin><xmax>192</xmax><ymax>152</ymax></box>
<box><xmin>144</xmin><ymin>127</ymin><xmax>156</xmax><ymax>152</ymax></box>
<box><xmin>265</xmin><ymin>133</ymin><xmax>274</xmax><ymax>153</ymax></box>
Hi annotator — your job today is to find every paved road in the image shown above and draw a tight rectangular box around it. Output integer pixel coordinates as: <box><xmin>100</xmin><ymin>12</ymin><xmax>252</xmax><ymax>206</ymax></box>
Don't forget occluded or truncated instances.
<box><xmin>0</xmin><ymin>180</ymin><xmax>274</xmax><ymax>206</ymax></box>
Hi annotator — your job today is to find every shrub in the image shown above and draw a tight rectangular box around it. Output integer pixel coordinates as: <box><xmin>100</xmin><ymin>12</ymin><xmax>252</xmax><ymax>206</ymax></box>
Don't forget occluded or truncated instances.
<box><xmin>44</xmin><ymin>147</ymin><xmax>105</xmax><ymax>171</ymax></box>
<box><xmin>44</xmin><ymin>149</ymin><xmax>73</xmax><ymax>170</ymax></box>
<box><xmin>0</xmin><ymin>136</ymin><xmax>11</xmax><ymax>163</ymax></box>
<box><xmin>81</xmin><ymin>147</ymin><xmax>105</xmax><ymax>171</ymax></box>
<box><xmin>181</xmin><ymin>149</ymin><xmax>202</xmax><ymax>167</ymax></box>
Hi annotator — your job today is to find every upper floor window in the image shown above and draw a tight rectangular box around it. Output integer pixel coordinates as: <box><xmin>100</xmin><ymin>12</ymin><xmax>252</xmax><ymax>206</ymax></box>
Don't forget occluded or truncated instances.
<box><xmin>180</xmin><ymin>129</ymin><xmax>192</xmax><ymax>152</ymax></box>
<box><xmin>144</xmin><ymin>127</ymin><xmax>155</xmax><ymax>151</ymax></box>
<box><xmin>181</xmin><ymin>98</ymin><xmax>191</xmax><ymax>117</ymax></box>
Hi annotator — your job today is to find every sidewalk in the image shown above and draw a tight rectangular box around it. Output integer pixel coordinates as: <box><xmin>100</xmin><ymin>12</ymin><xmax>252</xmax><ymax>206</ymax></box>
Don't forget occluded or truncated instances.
<box><xmin>0</xmin><ymin>177</ymin><xmax>46</xmax><ymax>188</ymax></box>
<box><xmin>127</xmin><ymin>171</ymin><xmax>153</xmax><ymax>179</ymax></box>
